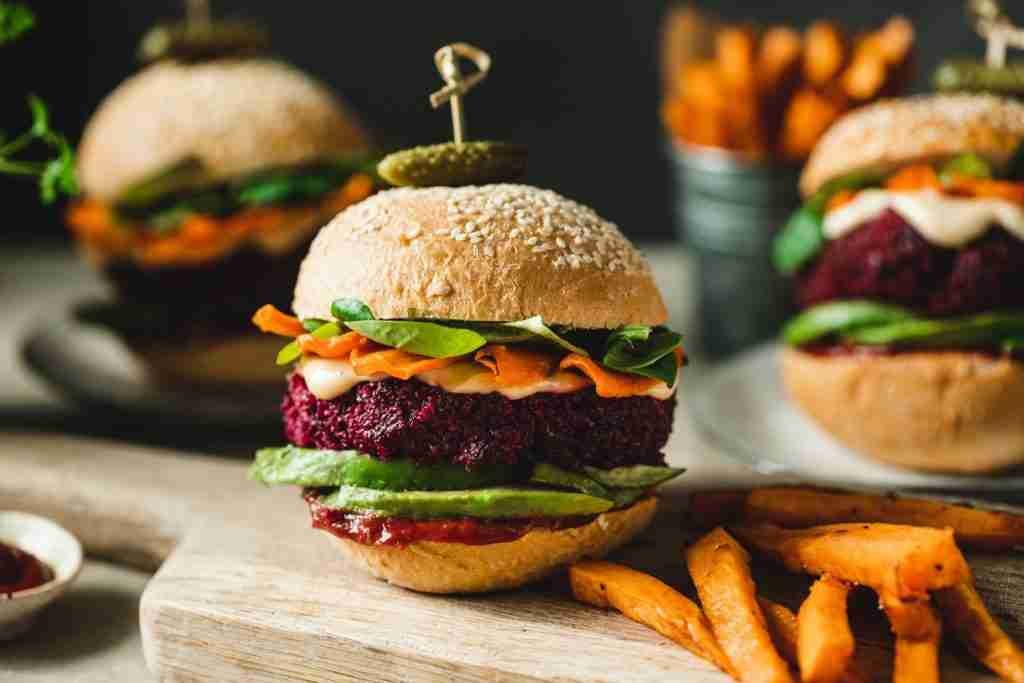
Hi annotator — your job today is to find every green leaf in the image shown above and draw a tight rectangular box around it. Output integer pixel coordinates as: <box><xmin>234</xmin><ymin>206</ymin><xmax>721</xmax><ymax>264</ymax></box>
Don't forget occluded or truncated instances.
<box><xmin>773</xmin><ymin>207</ymin><xmax>825</xmax><ymax>275</ymax></box>
<box><xmin>582</xmin><ymin>465</ymin><xmax>685</xmax><ymax>489</ymax></box>
<box><xmin>302</xmin><ymin>318</ymin><xmax>329</xmax><ymax>332</ymax></box>
<box><xmin>0</xmin><ymin>2</ymin><xmax>34</xmax><ymax>45</ymax></box>
<box><xmin>115</xmin><ymin>157</ymin><xmax>210</xmax><ymax>210</ymax></box>
<box><xmin>782</xmin><ymin>300</ymin><xmax>916</xmax><ymax>346</ymax></box>
<box><xmin>345</xmin><ymin>320</ymin><xmax>487</xmax><ymax>359</ymax></box>
<box><xmin>1004</xmin><ymin>337</ymin><xmax>1024</xmax><ymax>353</ymax></box>
<box><xmin>602</xmin><ymin>328</ymin><xmax>682</xmax><ymax>385</ymax></box>
<box><xmin>941</xmin><ymin>153</ymin><xmax>992</xmax><ymax>180</ymax></box>
<box><xmin>499</xmin><ymin>316</ymin><xmax>588</xmax><ymax>355</ymax></box>
<box><xmin>843</xmin><ymin>312</ymin><xmax>1024</xmax><ymax>347</ymax></box>
<box><xmin>529</xmin><ymin>463</ymin><xmax>610</xmax><ymax>498</ymax></box>
<box><xmin>331</xmin><ymin>298</ymin><xmax>375</xmax><ymax>322</ymax></box>
<box><xmin>276</xmin><ymin>321</ymin><xmax>341</xmax><ymax>365</ymax></box>
<box><xmin>27</xmin><ymin>94</ymin><xmax>48</xmax><ymax>137</ymax></box>
<box><xmin>805</xmin><ymin>170</ymin><xmax>886</xmax><ymax>214</ymax></box>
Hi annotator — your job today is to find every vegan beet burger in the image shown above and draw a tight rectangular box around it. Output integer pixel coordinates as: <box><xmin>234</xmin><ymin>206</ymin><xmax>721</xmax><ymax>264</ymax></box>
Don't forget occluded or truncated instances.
<box><xmin>774</xmin><ymin>94</ymin><xmax>1024</xmax><ymax>473</ymax></box>
<box><xmin>67</xmin><ymin>56</ymin><xmax>374</xmax><ymax>385</ymax></box>
<box><xmin>249</xmin><ymin>183</ymin><xmax>685</xmax><ymax>593</ymax></box>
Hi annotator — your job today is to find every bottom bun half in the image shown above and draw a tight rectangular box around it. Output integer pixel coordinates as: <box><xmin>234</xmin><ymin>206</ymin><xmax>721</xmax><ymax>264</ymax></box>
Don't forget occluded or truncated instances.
<box><xmin>137</xmin><ymin>334</ymin><xmax>286</xmax><ymax>386</ymax></box>
<box><xmin>782</xmin><ymin>347</ymin><xmax>1024</xmax><ymax>473</ymax></box>
<box><xmin>326</xmin><ymin>497</ymin><xmax>658</xmax><ymax>594</ymax></box>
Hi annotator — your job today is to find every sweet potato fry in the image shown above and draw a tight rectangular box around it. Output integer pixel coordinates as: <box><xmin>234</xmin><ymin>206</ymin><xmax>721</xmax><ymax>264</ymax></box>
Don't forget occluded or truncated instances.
<box><xmin>891</xmin><ymin>604</ymin><xmax>941</xmax><ymax>683</ymax></box>
<box><xmin>717</xmin><ymin>26</ymin><xmax>757</xmax><ymax>93</ymax></box>
<box><xmin>568</xmin><ymin>561</ymin><xmax>737</xmax><ymax>677</ymax></box>
<box><xmin>799</xmin><ymin>576</ymin><xmax>854</xmax><ymax>683</ymax></box>
<box><xmin>680</xmin><ymin>60</ymin><xmax>730</xmax><ymax>113</ymax></box>
<box><xmin>686</xmin><ymin>528</ymin><xmax>795</xmax><ymax>683</ymax></box>
<box><xmin>731</xmin><ymin>523</ymin><xmax>970</xmax><ymax>600</ymax></box>
<box><xmin>759</xmin><ymin>599</ymin><xmax>801</xmax><ymax>665</ymax></box>
<box><xmin>842</xmin><ymin>52</ymin><xmax>887</xmax><ymax>101</ymax></box>
<box><xmin>803</xmin><ymin>21</ymin><xmax>846</xmax><ymax>87</ymax></box>
<box><xmin>758</xmin><ymin>27</ymin><xmax>803</xmax><ymax>94</ymax></box>
<box><xmin>935</xmin><ymin>582</ymin><xmax>1024</xmax><ymax>683</ymax></box>
<box><xmin>715</xmin><ymin>488</ymin><xmax>1024</xmax><ymax>551</ymax></box>
<box><xmin>780</xmin><ymin>88</ymin><xmax>843</xmax><ymax>159</ymax></box>
<box><xmin>881</xmin><ymin>593</ymin><xmax>942</xmax><ymax>640</ymax></box>
<box><xmin>759</xmin><ymin>599</ymin><xmax>870</xmax><ymax>683</ymax></box>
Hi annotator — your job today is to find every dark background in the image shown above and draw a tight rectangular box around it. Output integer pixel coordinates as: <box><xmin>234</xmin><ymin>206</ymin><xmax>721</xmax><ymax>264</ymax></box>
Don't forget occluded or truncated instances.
<box><xmin>6</xmin><ymin>1</ymin><xmax>993</xmax><ymax>243</ymax></box>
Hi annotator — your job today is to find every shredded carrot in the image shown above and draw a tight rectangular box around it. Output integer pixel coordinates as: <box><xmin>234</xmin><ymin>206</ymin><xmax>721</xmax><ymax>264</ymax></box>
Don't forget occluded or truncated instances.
<box><xmin>885</xmin><ymin>165</ymin><xmax>942</xmax><ymax>192</ymax></box>
<box><xmin>65</xmin><ymin>172</ymin><xmax>376</xmax><ymax>267</ymax></box>
<box><xmin>825</xmin><ymin>189</ymin><xmax>858</xmax><ymax>213</ymax></box>
<box><xmin>474</xmin><ymin>345</ymin><xmax>559</xmax><ymax>386</ymax></box>
<box><xmin>350</xmin><ymin>344</ymin><xmax>457</xmax><ymax>380</ymax></box>
<box><xmin>945</xmin><ymin>175</ymin><xmax>1024</xmax><ymax>204</ymax></box>
<box><xmin>298</xmin><ymin>331</ymin><xmax>365</xmax><ymax>359</ymax></box>
<box><xmin>252</xmin><ymin>305</ymin><xmax>306</xmax><ymax>337</ymax></box>
<box><xmin>559</xmin><ymin>354</ymin><xmax>664</xmax><ymax>398</ymax></box>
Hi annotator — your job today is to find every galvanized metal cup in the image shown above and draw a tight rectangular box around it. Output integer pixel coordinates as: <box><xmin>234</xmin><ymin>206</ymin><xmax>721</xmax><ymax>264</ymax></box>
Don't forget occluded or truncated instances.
<box><xmin>671</xmin><ymin>144</ymin><xmax>801</xmax><ymax>359</ymax></box>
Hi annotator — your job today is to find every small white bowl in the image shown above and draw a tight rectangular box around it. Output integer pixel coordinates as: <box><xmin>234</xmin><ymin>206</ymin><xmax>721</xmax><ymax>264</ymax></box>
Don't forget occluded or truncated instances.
<box><xmin>0</xmin><ymin>511</ymin><xmax>83</xmax><ymax>639</ymax></box>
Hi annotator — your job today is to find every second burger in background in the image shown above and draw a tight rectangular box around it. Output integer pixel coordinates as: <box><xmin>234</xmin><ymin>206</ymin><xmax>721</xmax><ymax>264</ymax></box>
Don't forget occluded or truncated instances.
<box><xmin>67</xmin><ymin>20</ymin><xmax>375</xmax><ymax>385</ymax></box>
<box><xmin>774</xmin><ymin>94</ymin><xmax>1024</xmax><ymax>474</ymax></box>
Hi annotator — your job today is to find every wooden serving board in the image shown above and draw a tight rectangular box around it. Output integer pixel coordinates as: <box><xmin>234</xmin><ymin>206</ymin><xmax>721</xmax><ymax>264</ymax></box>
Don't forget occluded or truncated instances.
<box><xmin>1</xmin><ymin>431</ymin><xmax>1022</xmax><ymax>682</ymax></box>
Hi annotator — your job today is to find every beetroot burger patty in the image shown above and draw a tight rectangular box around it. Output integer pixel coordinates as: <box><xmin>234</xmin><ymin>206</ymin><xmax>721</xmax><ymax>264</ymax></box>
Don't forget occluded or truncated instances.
<box><xmin>283</xmin><ymin>373</ymin><xmax>675</xmax><ymax>470</ymax></box>
<box><xmin>797</xmin><ymin>208</ymin><xmax>1024</xmax><ymax>316</ymax></box>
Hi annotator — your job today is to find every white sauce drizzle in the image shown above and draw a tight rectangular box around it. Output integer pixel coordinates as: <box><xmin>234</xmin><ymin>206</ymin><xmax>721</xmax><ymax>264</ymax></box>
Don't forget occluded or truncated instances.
<box><xmin>297</xmin><ymin>357</ymin><xmax>676</xmax><ymax>401</ymax></box>
<box><xmin>823</xmin><ymin>189</ymin><xmax>1024</xmax><ymax>248</ymax></box>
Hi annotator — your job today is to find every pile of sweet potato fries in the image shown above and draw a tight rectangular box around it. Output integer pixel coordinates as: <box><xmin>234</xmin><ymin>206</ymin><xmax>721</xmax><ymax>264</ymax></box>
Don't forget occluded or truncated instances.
<box><xmin>661</xmin><ymin>9</ymin><xmax>914</xmax><ymax>160</ymax></box>
<box><xmin>570</xmin><ymin>487</ymin><xmax>1024</xmax><ymax>683</ymax></box>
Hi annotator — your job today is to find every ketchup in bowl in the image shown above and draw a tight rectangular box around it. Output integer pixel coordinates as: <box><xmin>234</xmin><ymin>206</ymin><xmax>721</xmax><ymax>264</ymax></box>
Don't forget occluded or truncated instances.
<box><xmin>0</xmin><ymin>542</ymin><xmax>52</xmax><ymax>597</ymax></box>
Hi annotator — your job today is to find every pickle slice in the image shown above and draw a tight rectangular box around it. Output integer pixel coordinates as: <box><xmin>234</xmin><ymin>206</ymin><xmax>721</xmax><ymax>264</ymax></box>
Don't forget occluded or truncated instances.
<box><xmin>377</xmin><ymin>141</ymin><xmax>528</xmax><ymax>187</ymax></box>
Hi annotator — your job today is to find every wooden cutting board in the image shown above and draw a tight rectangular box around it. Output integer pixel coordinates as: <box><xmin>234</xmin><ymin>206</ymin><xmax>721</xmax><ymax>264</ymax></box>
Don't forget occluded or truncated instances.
<box><xmin>1</xmin><ymin>431</ymin><xmax>1021</xmax><ymax>682</ymax></box>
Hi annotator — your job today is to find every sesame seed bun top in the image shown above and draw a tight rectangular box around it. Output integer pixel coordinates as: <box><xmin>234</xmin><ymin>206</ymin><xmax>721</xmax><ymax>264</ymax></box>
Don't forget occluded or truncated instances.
<box><xmin>801</xmin><ymin>94</ymin><xmax>1024</xmax><ymax>197</ymax></box>
<box><xmin>77</xmin><ymin>58</ymin><xmax>369</xmax><ymax>201</ymax></box>
<box><xmin>292</xmin><ymin>184</ymin><xmax>668</xmax><ymax>329</ymax></box>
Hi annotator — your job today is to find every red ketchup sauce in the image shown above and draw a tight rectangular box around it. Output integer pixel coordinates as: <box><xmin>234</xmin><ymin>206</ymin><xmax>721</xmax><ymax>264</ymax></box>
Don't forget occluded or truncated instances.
<box><xmin>0</xmin><ymin>542</ymin><xmax>51</xmax><ymax>597</ymax></box>
<box><xmin>305</xmin><ymin>492</ymin><xmax>594</xmax><ymax>547</ymax></box>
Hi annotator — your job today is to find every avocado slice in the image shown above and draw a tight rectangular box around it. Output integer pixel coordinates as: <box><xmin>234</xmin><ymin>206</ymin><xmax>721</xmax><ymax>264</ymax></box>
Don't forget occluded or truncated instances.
<box><xmin>529</xmin><ymin>464</ymin><xmax>609</xmax><ymax>498</ymax></box>
<box><xmin>583</xmin><ymin>465</ymin><xmax>685</xmax><ymax>489</ymax></box>
<box><xmin>314</xmin><ymin>485</ymin><xmax>615</xmax><ymax>519</ymax></box>
<box><xmin>782</xmin><ymin>300</ymin><xmax>916</xmax><ymax>346</ymax></box>
<box><xmin>843</xmin><ymin>312</ymin><xmax>1024</xmax><ymax>347</ymax></box>
<box><xmin>249</xmin><ymin>446</ymin><xmax>526</xmax><ymax>491</ymax></box>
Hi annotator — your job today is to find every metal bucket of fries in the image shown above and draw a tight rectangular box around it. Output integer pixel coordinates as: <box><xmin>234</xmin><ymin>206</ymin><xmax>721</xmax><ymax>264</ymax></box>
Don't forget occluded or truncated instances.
<box><xmin>672</xmin><ymin>144</ymin><xmax>800</xmax><ymax>358</ymax></box>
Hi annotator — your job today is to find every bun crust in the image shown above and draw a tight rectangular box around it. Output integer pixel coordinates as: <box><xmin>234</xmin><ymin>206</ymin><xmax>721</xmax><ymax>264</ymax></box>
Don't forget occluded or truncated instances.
<box><xmin>801</xmin><ymin>95</ymin><xmax>1024</xmax><ymax>196</ymax></box>
<box><xmin>326</xmin><ymin>497</ymin><xmax>657</xmax><ymax>593</ymax></box>
<box><xmin>782</xmin><ymin>347</ymin><xmax>1024</xmax><ymax>473</ymax></box>
<box><xmin>292</xmin><ymin>185</ymin><xmax>667</xmax><ymax>328</ymax></box>
<box><xmin>78</xmin><ymin>59</ymin><xmax>369</xmax><ymax>200</ymax></box>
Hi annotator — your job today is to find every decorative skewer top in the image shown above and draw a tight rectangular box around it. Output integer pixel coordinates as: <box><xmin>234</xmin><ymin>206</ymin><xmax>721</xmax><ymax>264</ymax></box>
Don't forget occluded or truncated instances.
<box><xmin>969</xmin><ymin>0</ymin><xmax>1024</xmax><ymax>68</ymax></box>
<box><xmin>138</xmin><ymin>0</ymin><xmax>269</xmax><ymax>64</ymax></box>
<box><xmin>376</xmin><ymin>42</ymin><xmax>527</xmax><ymax>188</ymax></box>
<box><xmin>430</xmin><ymin>43</ymin><xmax>492</xmax><ymax>145</ymax></box>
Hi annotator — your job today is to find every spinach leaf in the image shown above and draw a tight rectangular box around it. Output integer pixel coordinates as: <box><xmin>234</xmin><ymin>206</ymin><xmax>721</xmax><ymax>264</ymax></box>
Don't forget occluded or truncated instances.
<box><xmin>331</xmin><ymin>298</ymin><xmax>375</xmax><ymax>322</ymax></box>
<box><xmin>941</xmin><ymin>153</ymin><xmax>992</xmax><ymax>180</ymax></box>
<box><xmin>499</xmin><ymin>316</ymin><xmax>588</xmax><ymax>355</ymax></box>
<box><xmin>602</xmin><ymin>328</ymin><xmax>682</xmax><ymax>385</ymax></box>
<box><xmin>782</xmin><ymin>300</ymin><xmax>915</xmax><ymax>346</ymax></box>
<box><xmin>301</xmin><ymin>318</ymin><xmax>329</xmax><ymax>332</ymax></box>
<box><xmin>345</xmin><ymin>320</ymin><xmax>487</xmax><ymax>358</ymax></box>
<box><xmin>773</xmin><ymin>207</ymin><xmax>825</xmax><ymax>275</ymax></box>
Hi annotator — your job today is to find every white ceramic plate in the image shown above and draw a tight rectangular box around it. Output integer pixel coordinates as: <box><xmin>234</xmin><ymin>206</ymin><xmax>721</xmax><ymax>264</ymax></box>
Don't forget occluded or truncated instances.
<box><xmin>689</xmin><ymin>344</ymin><xmax>1024</xmax><ymax>493</ymax></box>
<box><xmin>22</xmin><ymin>316</ymin><xmax>280</xmax><ymax>428</ymax></box>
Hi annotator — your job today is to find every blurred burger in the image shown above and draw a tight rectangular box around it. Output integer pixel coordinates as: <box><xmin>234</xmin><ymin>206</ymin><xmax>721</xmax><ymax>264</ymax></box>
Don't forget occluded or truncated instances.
<box><xmin>774</xmin><ymin>94</ymin><xmax>1024</xmax><ymax>473</ymax></box>
<box><xmin>248</xmin><ymin>182</ymin><xmax>685</xmax><ymax>593</ymax></box>
<box><xmin>67</xmin><ymin>24</ymin><xmax>374</xmax><ymax>385</ymax></box>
